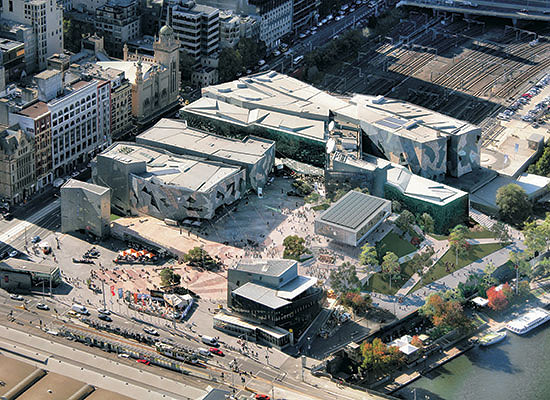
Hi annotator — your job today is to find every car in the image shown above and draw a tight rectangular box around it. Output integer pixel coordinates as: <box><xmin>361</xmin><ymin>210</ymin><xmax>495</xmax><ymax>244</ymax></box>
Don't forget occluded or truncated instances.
<box><xmin>36</xmin><ymin>303</ymin><xmax>49</xmax><ymax>310</ymax></box>
<box><xmin>209</xmin><ymin>347</ymin><xmax>224</xmax><ymax>356</ymax></box>
<box><xmin>299</xmin><ymin>33</ymin><xmax>307</xmax><ymax>39</ymax></box>
<box><xmin>8</xmin><ymin>250</ymin><xmax>18</xmax><ymax>258</ymax></box>
<box><xmin>255</xmin><ymin>395</ymin><xmax>271</xmax><ymax>400</ymax></box>
<box><xmin>335</xmin><ymin>15</ymin><xmax>343</xmax><ymax>21</ymax></box>
<box><xmin>258</xmin><ymin>59</ymin><xmax>266</xmax><ymax>66</ymax></box>
<box><xmin>520</xmin><ymin>8</ymin><xmax>528</xmax><ymax>12</ymax></box>
<box><xmin>10</xmin><ymin>294</ymin><xmax>24</xmax><ymax>301</ymax></box>
<box><xmin>136</xmin><ymin>359</ymin><xmax>150</xmax><ymax>365</ymax></box>
<box><xmin>118</xmin><ymin>353</ymin><xmax>130</xmax><ymax>358</ymax></box>
<box><xmin>98</xmin><ymin>308</ymin><xmax>111</xmax><ymax>315</ymax></box>
<box><xmin>98</xmin><ymin>314</ymin><xmax>112</xmax><ymax>322</ymax></box>
<box><xmin>273</xmin><ymin>50</ymin><xmax>281</xmax><ymax>56</ymax></box>
<box><xmin>171</xmin><ymin>312</ymin><xmax>182</xmax><ymax>319</ymax></box>
<box><xmin>143</xmin><ymin>327</ymin><xmax>159</xmax><ymax>336</ymax></box>
<box><xmin>4</xmin><ymin>213</ymin><xmax>13</xmax><ymax>221</ymax></box>
<box><xmin>31</xmin><ymin>236</ymin><xmax>41</xmax><ymax>244</ymax></box>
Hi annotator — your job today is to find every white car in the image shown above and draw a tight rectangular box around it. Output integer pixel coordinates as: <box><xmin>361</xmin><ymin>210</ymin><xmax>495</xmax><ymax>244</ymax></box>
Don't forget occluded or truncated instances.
<box><xmin>258</xmin><ymin>59</ymin><xmax>266</xmax><ymax>66</ymax></box>
<box><xmin>273</xmin><ymin>50</ymin><xmax>281</xmax><ymax>56</ymax></box>
<box><xmin>299</xmin><ymin>33</ymin><xmax>307</xmax><ymax>39</ymax></box>
<box><xmin>8</xmin><ymin>250</ymin><xmax>18</xmax><ymax>258</ymax></box>
<box><xmin>336</xmin><ymin>15</ymin><xmax>343</xmax><ymax>21</ymax></box>
<box><xmin>10</xmin><ymin>294</ymin><xmax>24</xmax><ymax>301</ymax></box>
<box><xmin>118</xmin><ymin>353</ymin><xmax>130</xmax><ymax>358</ymax></box>
<box><xmin>143</xmin><ymin>327</ymin><xmax>159</xmax><ymax>336</ymax></box>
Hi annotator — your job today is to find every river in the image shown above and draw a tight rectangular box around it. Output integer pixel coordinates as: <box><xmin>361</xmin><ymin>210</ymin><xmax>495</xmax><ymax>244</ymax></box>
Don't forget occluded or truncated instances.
<box><xmin>395</xmin><ymin>325</ymin><xmax>550</xmax><ymax>400</ymax></box>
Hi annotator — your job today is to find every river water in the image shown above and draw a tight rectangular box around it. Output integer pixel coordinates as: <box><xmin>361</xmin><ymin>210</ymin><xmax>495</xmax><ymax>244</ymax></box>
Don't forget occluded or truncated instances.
<box><xmin>396</xmin><ymin>325</ymin><xmax>550</xmax><ymax>400</ymax></box>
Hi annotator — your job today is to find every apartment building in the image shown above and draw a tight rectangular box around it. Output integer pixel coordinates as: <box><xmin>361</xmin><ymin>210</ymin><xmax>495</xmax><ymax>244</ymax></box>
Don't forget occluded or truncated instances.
<box><xmin>219</xmin><ymin>10</ymin><xmax>259</xmax><ymax>48</ymax></box>
<box><xmin>75</xmin><ymin>64</ymin><xmax>133</xmax><ymax>139</ymax></box>
<box><xmin>0</xmin><ymin>39</ymin><xmax>25</xmax><ymax>84</ymax></box>
<box><xmin>168</xmin><ymin>1</ymin><xmax>220</xmax><ymax>63</ymax></box>
<box><xmin>1</xmin><ymin>0</ymin><xmax>63</xmax><ymax>70</ymax></box>
<box><xmin>9</xmin><ymin>69</ymin><xmax>112</xmax><ymax>182</ymax></box>
<box><xmin>292</xmin><ymin>0</ymin><xmax>318</xmax><ymax>33</ymax></box>
<box><xmin>196</xmin><ymin>0</ymin><xmax>292</xmax><ymax>49</ymax></box>
<box><xmin>0</xmin><ymin>124</ymin><xmax>36</xmax><ymax>204</ymax></box>
<box><xmin>0</xmin><ymin>20</ymin><xmax>36</xmax><ymax>73</ymax></box>
<box><xmin>94</xmin><ymin>0</ymin><xmax>141</xmax><ymax>59</ymax></box>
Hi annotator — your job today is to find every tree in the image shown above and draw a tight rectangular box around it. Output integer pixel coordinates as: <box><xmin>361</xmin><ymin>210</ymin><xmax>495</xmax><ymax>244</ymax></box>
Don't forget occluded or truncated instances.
<box><xmin>179</xmin><ymin>51</ymin><xmax>195</xmax><ymax>83</ymax></box>
<box><xmin>449</xmin><ymin>224</ymin><xmax>468</xmax><ymax>268</ymax></box>
<box><xmin>395</xmin><ymin>209</ymin><xmax>414</xmax><ymax>233</ymax></box>
<box><xmin>391</xmin><ymin>200</ymin><xmax>402</xmax><ymax>213</ymax></box>
<box><xmin>487</xmin><ymin>286</ymin><xmax>508</xmax><ymax>311</ymax></box>
<box><xmin>160</xmin><ymin>268</ymin><xmax>181</xmax><ymax>287</ymax></box>
<box><xmin>490</xmin><ymin>221</ymin><xmax>511</xmax><ymax>243</ymax></box>
<box><xmin>420</xmin><ymin>293</ymin><xmax>471</xmax><ymax>336</ymax></box>
<box><xmin>420</xmin><ymin>213</ymin><xmax>434</xmax><ymax>234</ymax></box>
<box><xmin>218</xmin><ymin>47</ymin><xmax>243</xmax><ymax>82</ymax></box>
<box><xmin>63</xmin><ymin>18</ymin><xmax>81</xmax><ymax>53</ymax></box>
<box><xmin>381</xmin><ymin>252</ymin><xmax>400</xmax><ymax>291</ymax></box>
<box><xmin>410</xmin><ymin>335</ymin><xmax>423</xmax><ymax>349</ymax></box>
<box><xmin>359</xmin><ymin>243</ymin><xmax>377</xmax><ymax>287</ymax></box>
<box><xmin>283</xmin><ymin>235</ymin><xmax>307</xmax><ymax>260</ymax></box>
<box><xmin>183</xmin><ymin>247</ymin><xmax>217</xmax><ymax>269</ymax></box>
<box><xmin>236</xmin><ymin>37</ymin><xmax>266</xmax><ymax>69</ymax></box>
<box><xmin>329</xmin><ymin>262</ymin><xmax>361</xmax><ymax>294</ymax></box>
<box><xmin>517</xmin><ymin>280</ymin><xmax>531</xmax><ymax>297</ymax></box>
<box><xmin>528</xmin><ymin>144</ymin><xmax>550</xmax><ymax>176</ymax></box>
<box><xmin>496</xmin><ymin>183</ymin><xmax>532</xmax><ymax>225</ymax></box>
<box><xmin>361</xmin><ymin>338</ymin><xmax>404</xmax><ymax>377</ymax></box>
<box><xmin>341</xmin><ymin>291</ymin><xmax>372</xmax><ymax>314</ymax></box>
<box><xmin>509</xmin><ymin>251</ymin><xmax>532</xmax><ymax>281</ymax></box>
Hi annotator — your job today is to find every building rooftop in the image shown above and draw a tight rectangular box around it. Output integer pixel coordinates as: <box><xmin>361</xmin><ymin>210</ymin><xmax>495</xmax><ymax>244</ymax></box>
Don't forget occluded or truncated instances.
<box><xmin>172</xmin><ymin>1</ymin><xmax>219</xmax><ymax>16</ymax></box>
<box><xmin>101</xmin><ymin>143</ymin><xmax>242</xmax><ymax>193</ymax></box>
<box><xmin>183</xmin><ymin>96</ymin><xmax>327</xmax><ymax>143</ymax></box>
<box><xmin>137</xmin><ymin>118</ymin><xmax>274</xmax><ymax>165</ymax></box>
<box><xmin>17</xmin><ymin>101</ymin><xmax>49</xmax><ymax>118</ymax></box>
<box><xmin>233</xmin><ymin>259</ymin><xmax>296</xmax><ymax>278</ymax></box>
<box><xmin>319</xmin><ymin>191</ymin><xmax>390</xmax><ymax>230</ymax></box>
<box><xmin>277</xmin><ymin>275</ymin><xmax>317</xmax><ymax>300</ymax></box>
<box><xmin>0</xmin><ymin>38</ymin><xmax>24</xmax><ymax>52</ymax></box>
<box><xmin>97</xmin><ymin>61</ymin><xmax>155</xmax><ymax>84</ymax></box>
<box><xmin>35</xmin><ymin>69</ymin><xmax>61</xmax><ymax>80</ymax></box>
<box><xmin>386</xmin><ymin>164</ymin><xmax>466</xmax><ymax>206</ymax></box>
<box><xmin>61</xmin><ymin>179</ymin><xmax>110</xmax><ymax>196</ymax></box>
<box><xmin>0</xmin><ymin>259</ymin><xmax>58</xmax><ymax>275</ymax></box>
<box><xmin>232</xmin><ymin>282</ymin><xmax>290</xmax><ymax>309</ymax></box>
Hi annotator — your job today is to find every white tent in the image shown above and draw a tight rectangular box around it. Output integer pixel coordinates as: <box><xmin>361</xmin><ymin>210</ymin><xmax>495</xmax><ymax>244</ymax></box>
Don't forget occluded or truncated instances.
<box><xmin>471</xmin><ymin>297</ymin><xmax>489</xmax><ymax>307</ymax></box>
<box><xmin>399</xmin><ymin>343</ymin><xmax>419</xmax><ymax>356</ymax></box>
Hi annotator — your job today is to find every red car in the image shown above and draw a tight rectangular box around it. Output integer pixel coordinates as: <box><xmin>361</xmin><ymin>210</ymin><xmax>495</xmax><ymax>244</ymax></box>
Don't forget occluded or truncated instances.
<box><xmin>209</xmin><ymin>347</ymin><xmax>224</xmax><ymax>356</ymax></box>
<box><xmin>255</xmin><ymin>395</ymin><xmax>270</xmax><ymax>400</ymax></box>
<box><xmin>136</xmin><ymin>359</ymin><xmax>150</xmax><ymax>365</ymax></box>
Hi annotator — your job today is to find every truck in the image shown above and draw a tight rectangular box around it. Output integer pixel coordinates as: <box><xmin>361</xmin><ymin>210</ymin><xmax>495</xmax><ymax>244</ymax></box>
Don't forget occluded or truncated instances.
<box><xmin>71</xmin><ymin>304</ymin><xmax>90</xmax><ymax>315</ymax></box>
<box><xmin>201</xmin><ymin>335</ymin><xmax>218</xmax><ymax>346</ymax></box>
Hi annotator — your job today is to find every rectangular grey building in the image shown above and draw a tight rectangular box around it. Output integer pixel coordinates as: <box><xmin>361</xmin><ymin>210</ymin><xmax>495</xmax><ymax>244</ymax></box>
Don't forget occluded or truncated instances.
<box><xmin>315</xmin><ymin>190</ymin><xmax>391</xmax><ymax>247</ymax></box>
<box><xmin>136</xmin><ymin>118</ymin><xmax>275</xmax><ymax>191</ymax></box>
<box><xmin>61</xmin><ymin>179</ymin><xmax>111</xmax><ymax>238</ymax></box>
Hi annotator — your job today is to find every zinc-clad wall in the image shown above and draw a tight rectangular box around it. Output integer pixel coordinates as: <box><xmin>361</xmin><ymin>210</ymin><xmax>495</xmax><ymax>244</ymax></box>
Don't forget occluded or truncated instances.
<box><xmin>60</xmin><ymin>183</ymin><xmax>111</xmax><ymax>238</ymax></box>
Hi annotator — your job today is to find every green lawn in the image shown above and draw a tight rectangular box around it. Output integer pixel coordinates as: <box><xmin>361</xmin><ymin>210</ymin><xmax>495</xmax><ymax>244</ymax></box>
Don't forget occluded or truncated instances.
<box><xmin>110</xmin><ymin>214</ymin><xmax>123</xmax><ymax>221</ymax></box>
<box><xmin>430</xmin><ymin>229</ymin><xmax>495</xmax><ymax>241</ymax></box>
<box><xmin>410</xmin><ymin>242</ymin><xmax>507</xmax><ymax>293</ymax></box>
<box><xmin>366</xmin><ymin>259</ymin><xmax>418</xmax><ymax>296</ymax></box>
<box><xmin>377</xmin><ymin>232</ymin><xmax>417</xmax><ymax>258</ymax></box>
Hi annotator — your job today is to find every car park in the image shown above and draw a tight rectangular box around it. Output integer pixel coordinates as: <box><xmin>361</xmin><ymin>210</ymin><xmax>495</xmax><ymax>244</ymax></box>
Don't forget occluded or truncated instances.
<box><xmin>209</xmin><ymin>347</ymin><xmax>224</xmax><ymax>356</ymax></box>
<box><xmin>10</xmin><ymin>294</ymin><xmax>24</xmax><ymax>301</ymax></box>
<box><xmin>143</xmin><ymin>327</ymin><xmax>159</xmax><ymax>336</ymax></box>
<box><xmin>36</xmin><ymin>303</ymin><xmax>49</xmax><ymax>310</ymax></box>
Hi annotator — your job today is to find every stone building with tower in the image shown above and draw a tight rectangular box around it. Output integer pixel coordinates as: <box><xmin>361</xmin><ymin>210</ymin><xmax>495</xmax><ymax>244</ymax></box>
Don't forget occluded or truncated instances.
<box><xmin>97</xmin><ymin>25</ymin><xmax>180</xmax><ymax>128</ymax></box>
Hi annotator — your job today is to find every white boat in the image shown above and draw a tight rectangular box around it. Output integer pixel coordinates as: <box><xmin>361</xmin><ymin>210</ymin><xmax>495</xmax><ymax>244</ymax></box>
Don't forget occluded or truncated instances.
<box><xmin>505</xmin><ymin>307</ymin><xmax>550</xmax><ymax>335</ymax></box>
<box><xmin>479</xmin><ymin>331</ymin><xmax>506</xmax><ymax>346</ymax></box>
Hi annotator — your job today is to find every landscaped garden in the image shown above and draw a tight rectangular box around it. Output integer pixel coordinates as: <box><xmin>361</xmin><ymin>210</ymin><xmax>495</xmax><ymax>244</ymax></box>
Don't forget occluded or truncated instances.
<box><xmin>411</xmin><ymin>242</ymin><xmax>507</xmax><ymax>293</ymax></box>
<box><xmin>430</xmin><ymin>227</ymin><xmax>496</xmax><ymax>241</ymax></box>
<box><xmin>365</xmin><ymin>259</ymin><xmax>417</xmax><ymax>296</ymax></box>
<box><xmin>377</xmin><ymin>232</ymin><xmax>417</xmax><ymax>259</ymax></box>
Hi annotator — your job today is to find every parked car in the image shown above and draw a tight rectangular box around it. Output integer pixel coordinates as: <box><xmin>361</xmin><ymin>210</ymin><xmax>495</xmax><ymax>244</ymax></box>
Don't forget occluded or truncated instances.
<box><xmin>98</xmin><ymin>314</ymin><xmax>112</xmax><ymax>322</ymax></box>
<box><xmin>98</xmin><ymin>308</ymin><xmax>111</xmax><ymax>315</ymax></box>
<box><xmin>8</xmin><ymin>250</ymin><xmax>18</xmax><ymax>258</ymax></box>
<box><xmin>255</xmin><ymin>395</ymin><xmax>271</xmax><ymax>400</ymax></box>
<box><xmin>31</xmin><ymin>236</ymin><xmax>41</xmax><ymax>243</ymax></box>
<box><xmin>36</xmin><ymin>303</ymin><xmax>49</xmax><ymax>310</ymax></box>
<box><xmin>10</xmin><ymin>294</ymin><xmax>24</xmax><ymax>301</ymax></box>
<box><xmin>118</xmin><ymin>353</ymin><xmax>130</xmax><ymax>358</ymax></box>
<box><xmin>136</xmin><ymin>359</ymin><xmax>150</xmax><ymax>365</ymax></box>
<box><xmin>143</xmin><ymin>327</ymin><xmax>159</xmax><ymax>336</ymax></box>
<box><xmin>209</xmin><ymin>347</ymin><xmax>224</xmax><ymax>356</ymax></box>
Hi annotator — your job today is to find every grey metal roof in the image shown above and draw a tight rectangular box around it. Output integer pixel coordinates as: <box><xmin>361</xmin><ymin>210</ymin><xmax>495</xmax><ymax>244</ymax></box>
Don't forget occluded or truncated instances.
<box><xmin>320</xmin><ymin>191</ymin><xmax>389</xmax><ymax>230</ymax></box>
<box><xmin>235</xmin><ymin>259</ymin><xmax>296</xmax><ymax>277</ymax></box>
<box><xmin>61</xmin><ymin>179</ymin><xmax>110</xmax><ymax>196</ymax></box>
<box><xmin>232</xmin><ymin>282</ymin><xmax>290</xmax><ymax>309</ymax></box>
